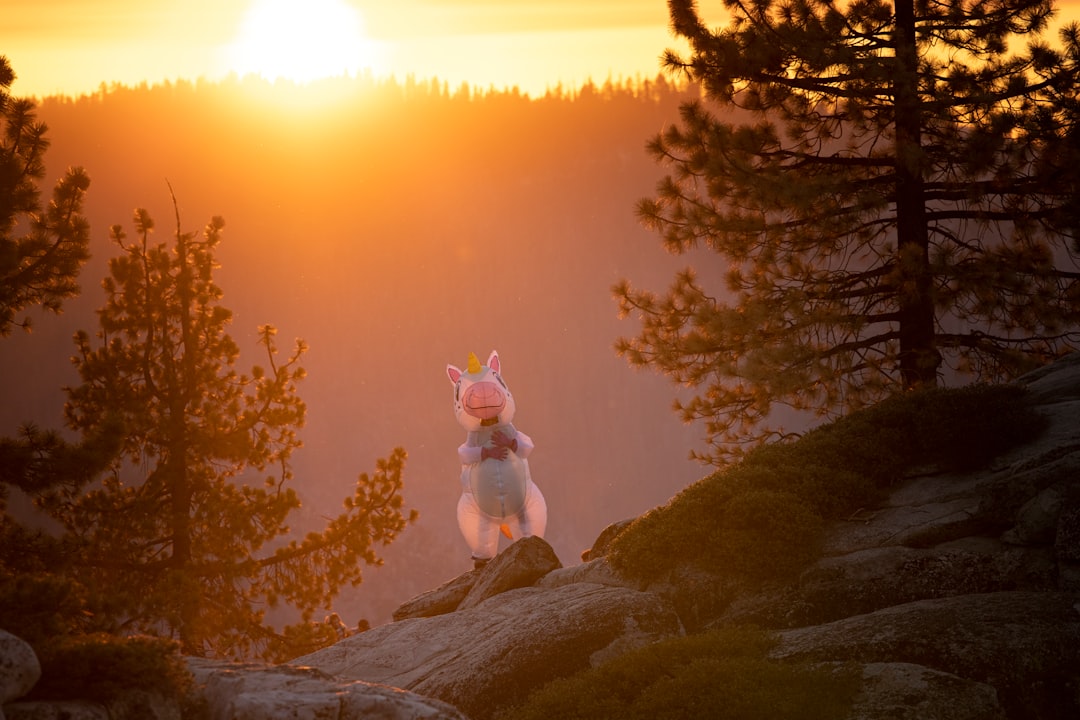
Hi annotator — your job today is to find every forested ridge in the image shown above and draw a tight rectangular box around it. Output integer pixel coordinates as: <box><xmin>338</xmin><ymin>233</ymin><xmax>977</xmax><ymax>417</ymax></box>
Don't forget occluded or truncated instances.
<box><xmin>2</xmin><ymin>73</ymin><xmax>714</xmax><ymax>627</ymax></box>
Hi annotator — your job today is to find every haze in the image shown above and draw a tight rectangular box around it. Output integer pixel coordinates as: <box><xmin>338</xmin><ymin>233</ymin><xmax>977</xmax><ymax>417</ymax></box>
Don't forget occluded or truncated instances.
<box><xmin>0</xmin><ymin>73</ymin><xmax>718</xmax><ymax>625</ymax></box>
<box><xmin>9</xmin><ymin>0</ymin><xmax>1078</xmax><ymax>631</ymax></box>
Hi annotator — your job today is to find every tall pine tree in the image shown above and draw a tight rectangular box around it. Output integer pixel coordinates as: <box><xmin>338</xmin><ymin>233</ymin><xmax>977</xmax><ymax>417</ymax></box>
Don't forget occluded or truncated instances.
<box><xmin>0</xmin><ymin>54</ymin><xmax>91</xmax><ymax>335</ymax></box>
<box><xmin>0</xmin><ymin>54</ymin><xmax>105</xmax><ymax>576</ymax></box>
<box><xmin>616</xmin><ymin>0</ymin><xmax>1080</xmax><ymax>463</ymax></box>
<box><xmin>49</xmin><ymin>203</ymin><xmax>415</xmax><ymax>659</ymax></box>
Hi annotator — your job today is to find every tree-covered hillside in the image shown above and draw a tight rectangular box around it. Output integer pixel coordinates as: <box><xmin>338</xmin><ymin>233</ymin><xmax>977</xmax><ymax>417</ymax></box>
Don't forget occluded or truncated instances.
<box><xmin>1</xmin><ymin>73</ymin><xmax>715</xmax><ymax>628</ymax></box>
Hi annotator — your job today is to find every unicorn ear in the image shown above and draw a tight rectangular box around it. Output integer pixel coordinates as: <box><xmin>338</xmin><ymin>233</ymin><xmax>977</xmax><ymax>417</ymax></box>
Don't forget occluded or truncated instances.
<box><xmin>487</xmin><ymin>350</ymin><xmax>500</xmax><ymax>373</ymax></box>
<box><xmin>446</xmin><ymin>364</ymin><xmax>463</xmax><ymax>385</ymax></box>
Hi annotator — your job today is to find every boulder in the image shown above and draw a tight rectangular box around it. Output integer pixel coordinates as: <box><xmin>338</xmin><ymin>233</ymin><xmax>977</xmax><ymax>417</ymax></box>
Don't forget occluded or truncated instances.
<box><xmin>1017</xmin><ymin>351</ymin><xmax>1080</xmax><ymax>403</ymax></box>
<box><xmin>1005</xmin><ymin>481</ymin><xmax>1067</xmax><ymax>545</ymax></box>
<box><xmin>393</xmin><ymin>536</ymin><xmax>563</xmax><ymax>621</ymax></box>
<box><xmin>0</xmin><ymin>631</ymin><xmax>40</xmax><ymax>706</ymax></box>
<box><xmin>771</xmin><ymin>591</ymin><xmax>1080</xmax><ymax>720</ymax></box>
<box><xmin>187</xmin><ymin>659</ymin><xmax>468</xmax><ymax>720</ymax></box>
<box><xmin>841</xmin><ymin>662</ymin><xmax>1007</xmax><ymax>720</ymax></box>
<box><xmin>457</xmin><ymin>536</ymin><xmax>561</xmax><ymax>610</ymax></box>
<box><xmin>293</xmin><ymin>583</ymin><xmax>683</xmax><ymax>720</ymax></box>
<box><xmin>822</xmin><ymin>471</ymin><xmax>1012</xmax><ymax>556</ymax></box>
<box><xmin>718</xmin><ymin>538</ymin><xmax>1057</xmax><ymax>629</ymax></box>
<box><xmin>537</xmin><ymin>556</ymin><xmax>637</xmax><ymax>590</ymax></box>
<box><xmin>580</xmin><ymin>518</ymin><xmax>633</xmax><ymax>561</ymax></box>
<box><xmin>393</xmin><ymin>569</ymin><xmax>482</xmax><ymax>621</ymax></box>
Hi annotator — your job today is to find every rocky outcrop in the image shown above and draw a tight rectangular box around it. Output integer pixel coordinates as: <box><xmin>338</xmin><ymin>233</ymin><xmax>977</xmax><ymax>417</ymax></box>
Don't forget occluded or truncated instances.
<box><xmin>4</xmin><ymin>657</ymin><xmax>466</xmax><ymax>720</ymax></box>
<box><xmin>391</xmin><ymin>535</ymin><xmax>563</xmax><ymax>620</ymax></box>
<box><xmin>281</xmin><ymin>355</ymin><xmax>1080</xmax><ymax>720</ymax></box>
<box><xmin>392</xmin><ymin>569</ymin><xmax>482</xmax><ymax>622</ymax></box>
<box><xmin>293</xmin><ymin>537</ymin><xmax>682</xmax><ymax>720</ymax></box>
<box><xmin>186</xmin><ymin>660</ymin><xmax>467</xmax><ymax>720</ymax></box>
<box><xmin>13</xmin><ymin>356</ymin><xmax>1079</xmax><ymax>719</ymax></box>
<box><xmin>685</xmin><ymin>355</ymin><xmax>1080</xmax><ymax>719</ymax></box>
<box><xmin>840</xmin><ymin>662</ymin><xmax>1007</xmax><ymax>720</ymax></box>
<box><xmin>772</xmin><ymin>591</ymin><xmax>1080</xmax><ymax>720</ymax></box>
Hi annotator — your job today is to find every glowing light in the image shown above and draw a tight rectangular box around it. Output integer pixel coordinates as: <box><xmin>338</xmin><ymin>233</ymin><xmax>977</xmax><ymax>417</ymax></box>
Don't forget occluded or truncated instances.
<box><xmin>227</xmin><ymin>0</ymin><xmax>381</xmax><ymax>83</ymax></box>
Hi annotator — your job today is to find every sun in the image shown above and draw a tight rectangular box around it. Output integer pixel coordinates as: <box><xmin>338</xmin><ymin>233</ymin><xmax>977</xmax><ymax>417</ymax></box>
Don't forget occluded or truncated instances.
<box><xmin>227</xmin><ymin>0</ymin><xmax>380</xmax><ymax>83</ymax></box>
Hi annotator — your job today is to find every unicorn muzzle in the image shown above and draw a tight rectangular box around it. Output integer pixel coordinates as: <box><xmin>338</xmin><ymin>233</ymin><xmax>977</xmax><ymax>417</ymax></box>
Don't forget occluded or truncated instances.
<box><xmin>462</xmin><ymin>381</ymin><xmax>506</xmax><ymax>420</ymax></box>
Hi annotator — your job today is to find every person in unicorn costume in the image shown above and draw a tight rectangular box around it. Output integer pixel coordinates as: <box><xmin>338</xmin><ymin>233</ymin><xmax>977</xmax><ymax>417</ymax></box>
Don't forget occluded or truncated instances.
<box><xmin>446</xmin><ymin>350</ymin><xmax>547</xmax><ymax>567</ymax></box>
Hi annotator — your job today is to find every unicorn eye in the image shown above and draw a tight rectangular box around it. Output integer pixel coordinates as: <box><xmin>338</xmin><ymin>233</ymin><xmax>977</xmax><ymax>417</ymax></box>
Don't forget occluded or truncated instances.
<box><xmin>495</xmin><ymin>374</ymin><xmax>508</xmax><ymax>390</ymax></box>
<box><xmin>455</xmin><ymin>382</ymin><xmax>461</xmax><ymax>402</ymax></box>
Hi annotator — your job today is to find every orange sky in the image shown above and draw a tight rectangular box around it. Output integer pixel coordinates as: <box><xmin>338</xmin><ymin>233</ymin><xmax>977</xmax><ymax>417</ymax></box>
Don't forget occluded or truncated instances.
<box><xmin>3</xmin><ymin>0</ymin><xmax>679</xmax><ymax>99</ymax></box>
<box><xmin>4</xmin><ymin>0</ymin><xmax>1080</xmax><ymax>100</ymax></box>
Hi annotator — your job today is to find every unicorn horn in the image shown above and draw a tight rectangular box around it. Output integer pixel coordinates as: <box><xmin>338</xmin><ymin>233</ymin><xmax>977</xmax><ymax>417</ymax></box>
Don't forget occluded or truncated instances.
<box><xmin>467</xmin><ymin>352</ymin><xmax>482</xmax><ymax>374</ymax></box>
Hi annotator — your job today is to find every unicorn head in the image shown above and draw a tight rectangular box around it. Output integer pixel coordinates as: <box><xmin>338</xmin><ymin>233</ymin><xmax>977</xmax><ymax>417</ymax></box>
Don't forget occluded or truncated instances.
<box><xmin>446</xmin><ymin>350</ymin><xmax>516</xmax><ymax>431</ymax></box>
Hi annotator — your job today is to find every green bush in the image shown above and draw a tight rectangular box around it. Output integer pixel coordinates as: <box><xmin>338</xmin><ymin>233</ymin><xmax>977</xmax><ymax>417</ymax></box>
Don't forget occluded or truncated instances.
<box><xmin>28</xmin><ymin>633</ymin><xmax>192</xmax><ymax>704</ymax></box>
<box><xmin>793</xmin><ymin>383</ymin><xmax>1043</xmax><ymax>477</ymax></box>
<box><xmin>720</xmin><ymin>460</ymin><xmax>874</xmax><ymax>518</ymax></box>
<box><xmin>498</xmin><ymin>626</ymin><xmax>859</xmax><ymax>720</ymax></box>
<box><xmin>609</xmin><ymin>383</ymin><xmax>1042</xmax><ymax>583</ymax></box>
<box><xmin>607</xmin><ymin>470</ymin><xmax>743</xmax><ymax>582</ymax></box>
<box><xmin>714</xmin><ymin>490</ymin><xmax>823</xmax><ymax>580</ymax></box>
<box><xmin>0</xmin><ymin>573</ymin><xmax>194</xmax><ymax>706</ymax></box>
<box><xmin>0</xmin><ymin>572</ymin><xmax>91</xmax><ymax>647</ymax></box>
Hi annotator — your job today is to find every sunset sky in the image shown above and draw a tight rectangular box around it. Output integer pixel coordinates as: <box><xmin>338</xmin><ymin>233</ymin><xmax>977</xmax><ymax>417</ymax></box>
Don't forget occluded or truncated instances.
<box><xmin>7</xmin><ymin>0</ymin><xmax>1080</xmax><ymax>100</ymax></box>
<box><xmin>4</xmin><ymin>0</ymin><xmax>684</xmax><ymax>99</ymax></box>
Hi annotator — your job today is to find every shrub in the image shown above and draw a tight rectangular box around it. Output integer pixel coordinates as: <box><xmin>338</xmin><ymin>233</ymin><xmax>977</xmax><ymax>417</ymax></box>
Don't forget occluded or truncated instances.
<box><xmin>267</xmin><ymin>619</ymin><xmax>342</xmax><ymax>663</ymax></box>
<box><xmin>714</xmin><ymin>490</ymin><xmax>822</xmax><ymax>580</ymax></box>
<box><xmin>721</xmin><ymin>459</ymin><xmax>874</xmax><ymax>518</ymax></box>
<box><xmin>498</xmin><ymin>626</ymin><xmax>859</xmax><ymax>720</ymax></box>
<box><xmin>793</xmin><ymin>383</ymin><xmax>1043</xmax><ymax>477</ymax></box>
<box><xmin>0</xmin><ymin>572</ymin><xmax>91</xmax><ymax>647</ymax></box>
<box><xmin>609</xmin><ymin>383</ymin><xmax>1041</xmax><ymax>583</ymax></box>
<box><xmin>27</xmin><ymin>633</ymin><xmax>192</xmax><ymax>704</ymax></box>
<box><xmin>607</xmin><ymin>469</ymin><xmax>744</xmax><ymax>581</ymax></box>
<box><xmin>0</xmin><ymin>572</ymin><xmax>195</xmax><ymax>707</ymax></box>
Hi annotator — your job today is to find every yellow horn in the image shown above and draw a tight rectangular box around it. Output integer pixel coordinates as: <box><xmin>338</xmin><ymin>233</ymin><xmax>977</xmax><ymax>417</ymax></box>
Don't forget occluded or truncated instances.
<box><xmin>467</xmin><ymin>352</ymin><xmax>482</xmax><ymax>374</ymax></box>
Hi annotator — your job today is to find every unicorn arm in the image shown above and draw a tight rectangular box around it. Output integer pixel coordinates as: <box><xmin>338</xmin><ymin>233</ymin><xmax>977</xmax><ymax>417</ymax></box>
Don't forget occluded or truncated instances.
<box><xmin>513</xmin><ymin>430</ymin><xmax>534</xmax><ymax>459</ymax></box>
<box><xmin>458</xmin><ymin>443</ymin><xmax>483</xmax><ymax>465</ymax></box>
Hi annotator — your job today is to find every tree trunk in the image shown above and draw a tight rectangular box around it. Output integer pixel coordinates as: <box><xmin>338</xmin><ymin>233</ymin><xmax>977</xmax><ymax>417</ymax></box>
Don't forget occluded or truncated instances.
<box><xmin>172</xmin><ymin>201</ymin><xmax>200</xmax><ymax>655</ymax></box>
<box><xmin>893</xmin><ymin>0</ymin><xmax>940</xmax><ymax>388</ymax></box>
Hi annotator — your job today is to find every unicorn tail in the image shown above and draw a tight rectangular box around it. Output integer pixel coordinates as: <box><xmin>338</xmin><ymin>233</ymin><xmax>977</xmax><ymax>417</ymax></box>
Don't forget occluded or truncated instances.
<box><xmin>500</xmin><ymin>523</ymin><xmax>513</xmax><ymax>540</ymax></box>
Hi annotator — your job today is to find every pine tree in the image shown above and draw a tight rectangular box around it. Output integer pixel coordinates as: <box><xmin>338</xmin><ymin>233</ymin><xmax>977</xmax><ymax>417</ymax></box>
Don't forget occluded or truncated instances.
<box><xmin>615</xmin><ymin>0</ymin><xmax>1080</xmax><ymax>463</ymax></box>
<box><xmin>0</xmin><ymin>54</ymin><xmax>103</xmax><ymax>576</ymax></box>
<box><xmin>0</xmin><ymin>55</ymin><xmax>91</xmax><ymax>335</ymax></box>
<box><xmin>48</xmin><ymin>203</ymin><xmax>415</xmax><ymax>659</ymax></box>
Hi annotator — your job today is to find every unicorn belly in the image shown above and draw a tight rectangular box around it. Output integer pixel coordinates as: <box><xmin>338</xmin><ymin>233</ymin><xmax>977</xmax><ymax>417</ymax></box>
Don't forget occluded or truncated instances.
<box><xmin>468</xmin><ymin>452</ymin><xmax>528</xmax><ymax>519</ymax></box>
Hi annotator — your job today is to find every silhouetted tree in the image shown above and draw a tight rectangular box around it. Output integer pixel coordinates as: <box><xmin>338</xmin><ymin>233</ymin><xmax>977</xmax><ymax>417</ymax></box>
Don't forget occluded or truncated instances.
<box><xmin>615</xmin><ymin>0</ymin><xmax>1080</xmax><ymax>464</ymax></box>
<box><xmin>0</xmin><ymin>55</ymin><xmax>91</xmax><ymax>335</ymax></box>
<box><xmin>0</xmin><ymin>419</ymin><xmax>122</xmax><ymax>573</ymax></box>
<box><xmin>0</xmin><ymin>55</ymin><xmax>106</xmax><ymax>575</ymax></box>
<box><xmin>44</xmin><ymin>203</ymin><xmax>415</xmax><ymax>658</ymax></box>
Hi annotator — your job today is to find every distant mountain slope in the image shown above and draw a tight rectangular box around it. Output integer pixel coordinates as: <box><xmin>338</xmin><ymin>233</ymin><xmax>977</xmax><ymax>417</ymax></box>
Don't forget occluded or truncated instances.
<box><xmin>2</xmin><ymin>75</ymin><xmax>723</xmax><ymax>626</ymax></box>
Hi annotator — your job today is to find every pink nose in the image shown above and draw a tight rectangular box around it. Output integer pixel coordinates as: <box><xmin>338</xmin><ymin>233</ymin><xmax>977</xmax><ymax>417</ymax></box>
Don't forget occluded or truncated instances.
<box><xmin>463</xmin><ymin>381</ymin><xmax>505</xmax><ymax>420</ymax></box>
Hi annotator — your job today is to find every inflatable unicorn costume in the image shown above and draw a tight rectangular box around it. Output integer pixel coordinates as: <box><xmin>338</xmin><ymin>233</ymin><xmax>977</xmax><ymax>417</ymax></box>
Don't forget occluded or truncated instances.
<box><xmin>446</xmin><ymin>351</ymin><xmax>547</xmax><ymax>566</ymax></box>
